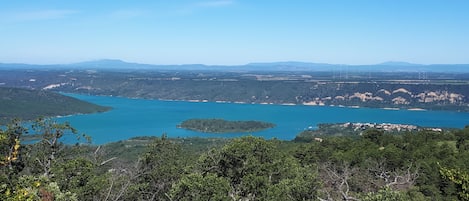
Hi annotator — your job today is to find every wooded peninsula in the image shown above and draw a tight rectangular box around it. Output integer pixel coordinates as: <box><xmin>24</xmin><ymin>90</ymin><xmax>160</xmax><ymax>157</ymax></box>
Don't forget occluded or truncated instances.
<box><xmin>0</xmin><ymin>87</ymin><xmax>110</xmax><ymax>124</ymax></box>
<box><xmin>178</xmin><ymin>118</ymin><xmax>275</xmax><ymax>133</ymax></box>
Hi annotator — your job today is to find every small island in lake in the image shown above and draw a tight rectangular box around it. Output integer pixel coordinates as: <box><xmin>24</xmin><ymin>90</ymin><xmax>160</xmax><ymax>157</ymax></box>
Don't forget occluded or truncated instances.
<box><xmin>177</xmin><ymin>118</ymin><xmax>276</xmax><ymax>133</ymax></box>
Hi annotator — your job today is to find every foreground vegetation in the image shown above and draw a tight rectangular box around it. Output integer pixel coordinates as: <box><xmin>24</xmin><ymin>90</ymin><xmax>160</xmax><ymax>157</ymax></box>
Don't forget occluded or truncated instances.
<box><xmin>0</xmin><ymin>87</ymin><xmax>110</xmax><ymax>124</ymax></box>
<box><xmin>2</xmin><ymin>119</ymin><xmax>469</xmax><ymax>200</ymax></box>
<box><xmin>178</xmin><ymin>118</ymin><xmax>275</xmax><ymax>133</ymax></box>
<box><xmin>0</xmin><ymin>120</ymin><xmax>469</xmax><ymax>200</ymax></box>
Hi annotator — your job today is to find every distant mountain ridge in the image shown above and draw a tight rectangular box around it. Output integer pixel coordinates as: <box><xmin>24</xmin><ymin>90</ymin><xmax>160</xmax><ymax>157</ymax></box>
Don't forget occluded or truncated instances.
<box><xmin>1</xmin><ymin>59</ymin><xmax>469</xmax><ymax>72</ymax></box>
<box><xmin>376</xmin><ymin>61</ymin><xmax>422</xmax><ymax>66</ymax></box>
<box><xmin>69</xmin><ymin>59</ymin><xmax>155</xmax><ymax>69</ymax></box>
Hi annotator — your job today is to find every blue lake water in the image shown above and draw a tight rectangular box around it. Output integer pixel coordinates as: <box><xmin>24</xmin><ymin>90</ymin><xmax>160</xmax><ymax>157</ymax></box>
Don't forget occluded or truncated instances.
<box><xmin>56</xmin><ymin>94</ymin><xmax>469</xmax><ymax>144</ymax></box>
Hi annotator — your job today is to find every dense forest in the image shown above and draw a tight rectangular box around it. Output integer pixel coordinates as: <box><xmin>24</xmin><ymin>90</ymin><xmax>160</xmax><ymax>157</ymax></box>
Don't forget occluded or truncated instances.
<box><xmin>2</xmin><ymin>119</ymin><xmax>469</xmax><ymax>200</ymax></box>
<box><xmin>178</xmin><ymin>118</ymin><xmax>275</xmax><ymax>133</ymax></box>
<box><xmin>0</xmin><ymin>87</ymin><xmax>110</xmax><ymax>124</ymax></box>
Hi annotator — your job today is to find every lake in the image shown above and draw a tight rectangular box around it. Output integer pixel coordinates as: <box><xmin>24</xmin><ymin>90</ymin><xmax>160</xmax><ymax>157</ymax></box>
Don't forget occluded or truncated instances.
<box><xmin>56</xmin><ymin>94</ymin><xmax>469</xmax><ymax>144</ymax></box>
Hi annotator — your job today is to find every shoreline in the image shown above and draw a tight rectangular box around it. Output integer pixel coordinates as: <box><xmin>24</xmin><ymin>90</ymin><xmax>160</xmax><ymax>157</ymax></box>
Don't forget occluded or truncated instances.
<box><xmin>408</xmin><ymin>108</ymin><xmax>427</xmax><ymax>111</ymax></box>
<box><xmin>61</xmin><ymin>92</ymin><xmax>466</xmax><ymax>113</ymax></box>
<box><xmin>383</xmin><ymin>107</ymin><xmax>400</xmax><ymax>110</ymax></box>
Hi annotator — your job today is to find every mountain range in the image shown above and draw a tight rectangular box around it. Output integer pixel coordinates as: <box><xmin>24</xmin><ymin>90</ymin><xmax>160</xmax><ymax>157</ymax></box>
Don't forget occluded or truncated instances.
<box><xmin>1</xmin><ymin>59</ymin><xmax>468</xmax><ymax>72</ymax></box>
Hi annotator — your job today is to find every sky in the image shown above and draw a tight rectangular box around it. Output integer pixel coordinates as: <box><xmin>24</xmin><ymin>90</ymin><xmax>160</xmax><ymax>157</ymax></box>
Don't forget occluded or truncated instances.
<box><xmin>0</xmin><ymin>0</ymin><xmax>468</xmax><ymax>65</ymax></box>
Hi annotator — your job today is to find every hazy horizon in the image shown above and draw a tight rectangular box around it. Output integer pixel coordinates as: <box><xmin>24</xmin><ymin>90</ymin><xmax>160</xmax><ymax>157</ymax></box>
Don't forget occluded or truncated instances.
<box><xmin>3</xmin><ymin>59</ymin><xmax>469</xmax><ymax>67</ymax></box>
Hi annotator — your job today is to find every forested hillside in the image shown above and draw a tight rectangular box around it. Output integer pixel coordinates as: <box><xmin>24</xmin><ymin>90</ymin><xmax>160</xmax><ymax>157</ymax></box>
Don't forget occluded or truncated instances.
<box><xmin>0</xmin><ymin>87</ymin><xmax>110</xmax><ymax>124</ymax></box>
<box><xmin>2</xmin><ymin>119</ymin><xmax>469</xmax><ymax>200</ymax></box>
<box><xmin>2</xmin><ymin>69</ymin><xmax>469</xmax><ymax>111</ymax></box>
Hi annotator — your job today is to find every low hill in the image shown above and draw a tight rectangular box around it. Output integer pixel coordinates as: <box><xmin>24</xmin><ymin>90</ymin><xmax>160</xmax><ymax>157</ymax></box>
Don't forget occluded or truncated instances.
<box><xmin>178</xmin><ymin>118</ymin><xmax>276</xmax><ymax>133</ymax></box>
<box><xmin>0</xmin><ymin>87</ymin><xmax>110</xmax><ymax>124</ymax></box>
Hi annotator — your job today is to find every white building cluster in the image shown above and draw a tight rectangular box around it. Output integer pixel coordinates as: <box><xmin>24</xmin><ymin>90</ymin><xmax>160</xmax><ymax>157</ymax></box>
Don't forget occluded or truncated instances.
<box><xmin>341</xmin><ymin>122</ymin><xmax>420</xmax><ymax>132</ymax></box>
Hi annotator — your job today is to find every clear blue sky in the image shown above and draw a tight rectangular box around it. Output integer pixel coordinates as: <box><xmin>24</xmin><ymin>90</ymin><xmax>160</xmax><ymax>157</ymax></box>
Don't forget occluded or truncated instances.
<box><xmin>0</xmin><ymin>0</ymin><xmax>468</xmax><ymax>65</ymax></box>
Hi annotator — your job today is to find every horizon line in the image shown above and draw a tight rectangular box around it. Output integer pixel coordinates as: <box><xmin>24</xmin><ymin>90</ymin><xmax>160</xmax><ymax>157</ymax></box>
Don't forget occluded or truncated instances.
<box><xmin>1</xmin><ymin>59</ymin><xmax>469</xmax><ymax>66</ymax></box>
